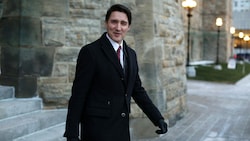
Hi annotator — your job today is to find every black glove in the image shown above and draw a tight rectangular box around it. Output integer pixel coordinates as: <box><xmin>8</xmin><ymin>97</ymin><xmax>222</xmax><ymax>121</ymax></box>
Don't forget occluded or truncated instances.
<box><xmin>156</xmin><ymin>119</ymin><xmax>168</xmax><ymax>134</ymax></box>
<box><xmin>67</xmin><ymin>138</ymin><xmax>80</xmax><ymax>141</ymax></box>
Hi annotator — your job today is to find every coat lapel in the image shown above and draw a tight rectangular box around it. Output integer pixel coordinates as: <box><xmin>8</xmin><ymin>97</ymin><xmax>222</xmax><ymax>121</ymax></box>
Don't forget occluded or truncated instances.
<box><xmin>100</xmin><ymin>34</ymin><xmax>124</xmax><ymax>76</ymax></box>
<box><xmin>123</xmin><ymin>43</ymin><xmax>135</xmax><ymax>93</ymax></box>
<box><xmin>99</xmin><ymin>33</ymin><xmax>135</xmax><ymax>92</ymax></box>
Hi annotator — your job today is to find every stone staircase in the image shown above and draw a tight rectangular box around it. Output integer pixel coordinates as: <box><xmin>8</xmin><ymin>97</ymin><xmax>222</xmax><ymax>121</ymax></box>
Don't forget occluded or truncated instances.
<box><xmin>0</xmin><ymin>85</ymin><xmax>67</xmax><ymax>141</ymax></box>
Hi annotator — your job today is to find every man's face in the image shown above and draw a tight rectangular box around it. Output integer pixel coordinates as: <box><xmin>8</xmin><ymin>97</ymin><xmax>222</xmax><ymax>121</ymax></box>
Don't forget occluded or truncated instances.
<box><xmin>105</xmin><ymin>11</ymin><xmax>130</xmax><ymax>44</ymax></box>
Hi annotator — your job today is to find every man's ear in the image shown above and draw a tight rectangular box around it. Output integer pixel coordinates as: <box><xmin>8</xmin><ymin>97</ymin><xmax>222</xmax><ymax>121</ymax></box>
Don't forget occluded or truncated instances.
<box><xmin>127</xmin><ymin>25</ymin><xmax>131</xmax><ymax>31</ymax></box>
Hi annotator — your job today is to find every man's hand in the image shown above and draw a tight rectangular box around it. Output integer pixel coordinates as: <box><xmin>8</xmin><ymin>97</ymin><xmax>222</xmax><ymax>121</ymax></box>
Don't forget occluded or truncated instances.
<box><xmin>156</xmin><ymin>119</ymin><xmax>168</xmax><ymax>134</ymax></box>
<box><xmin>67</xmin><ymin>138</ymin><xmax>80</xmax><ymax>141</ymax></box>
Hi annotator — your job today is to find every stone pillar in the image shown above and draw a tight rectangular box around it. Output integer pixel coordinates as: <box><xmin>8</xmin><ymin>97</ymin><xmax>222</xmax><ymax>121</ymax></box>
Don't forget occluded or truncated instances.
<box><xmin>130</xmin><ymin>0</ymin><xmax>186</xmax><ymax>139</ymax></box>
<box><xmin>133</xmin><ymin>0</ymin><xmax>159</xmax><ymax>103</ymax></box>
<box><xmin>0</xmin><ymin>0</ymin><xmax>68</xmax><ymax>97</ymax></box>
<box><xmin>131</xmin><ymin>0</ymin><xmax>164</xmax><ymax>139</ymax></box>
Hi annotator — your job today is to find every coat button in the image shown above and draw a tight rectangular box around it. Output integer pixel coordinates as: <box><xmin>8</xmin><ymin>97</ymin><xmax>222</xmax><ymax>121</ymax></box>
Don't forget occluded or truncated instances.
<box><xmin>121</xmin><ymin>113</ymin><xmax>126</xmax><ymax>117</ymax></box>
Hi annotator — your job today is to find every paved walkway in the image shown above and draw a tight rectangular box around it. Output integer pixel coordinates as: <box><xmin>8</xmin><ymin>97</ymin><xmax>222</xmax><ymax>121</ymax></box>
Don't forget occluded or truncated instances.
<box><xmin>142</xmin><ymin>74</ymin><xmax>250</xmax><ymax>141</ymax></box>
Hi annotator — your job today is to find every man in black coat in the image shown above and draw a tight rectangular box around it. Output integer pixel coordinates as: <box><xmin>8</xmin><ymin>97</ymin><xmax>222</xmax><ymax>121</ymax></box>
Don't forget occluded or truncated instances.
<box><xmin>64</xmin><ymin>4</ymin><xmax>168</xmax><ymax>141</ymax></box>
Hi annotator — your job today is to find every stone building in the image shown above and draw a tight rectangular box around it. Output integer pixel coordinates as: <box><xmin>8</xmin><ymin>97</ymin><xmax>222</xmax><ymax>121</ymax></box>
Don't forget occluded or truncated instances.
<box><xmin>0</xmin><ymin>0</ymin><xmax>232</xmax><ymax>137</ymax></box>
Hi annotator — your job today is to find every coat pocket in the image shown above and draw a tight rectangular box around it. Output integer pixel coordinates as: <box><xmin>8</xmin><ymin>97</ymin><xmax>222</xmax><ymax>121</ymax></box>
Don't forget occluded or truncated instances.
<box><xmin>84</xmin><ymin>96</ymin><xmax>112</xmax><ymax>118</ymax></box>
<box><xmin>85</xmin><ymin>106</ymin><xmax>111</xmax><ymax>118</ymax></box>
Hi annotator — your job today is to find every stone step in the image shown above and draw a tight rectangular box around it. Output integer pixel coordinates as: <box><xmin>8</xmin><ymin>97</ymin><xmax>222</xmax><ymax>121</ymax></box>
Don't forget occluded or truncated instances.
<box><xmin>14</xmin><ymin>123</ymin><xmax>66</xmax><ymax>141</ymax></box>
<box><xmin>0</xmin><ymin>109</ymin><xmax>67</xmax><ymax>141</ymax></box>
<box><xmin>0</xmin><ymin>98</ymin><xmax>42</xmax><ymax>119</ymax></box>
<box><xmin>0</xmin><ymin>85</ymin><xmax>15</xmax><ymax>100</ymax></box>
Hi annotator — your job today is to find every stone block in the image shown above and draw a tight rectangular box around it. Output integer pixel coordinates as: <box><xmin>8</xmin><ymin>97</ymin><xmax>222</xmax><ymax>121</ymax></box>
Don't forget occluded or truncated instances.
<box><xmin>20</xmin><ymin>47</ymin><xmax>55</xmax><ymax>76</ymax></box>
<box><xmin>68</xmin><ymin>63</ymin><xmax>76</xmax><ymax>83</ymax></box>
<box><xmin>20</xmin><ymin>17</ymin><xmax>42</xmax><ymax>47</ymax></box>
<box><xmin>0</xmin><ymin>75</ymin><xmax>37</xmax><ymax>98</ymax></box>
<box><xmin>69</xmin><ymin>0</ymin><xmax>84</xmax><ymax>9</ymax></box>
<box><xmin>54</xmin><ymin>47</ymin><xmax>80</xmax><ymax>62</ymax></box>
<box><xmin>42</xmin><ymin>0</ymin><xmax>69</xmax><ymax>17</ymax></box>
<box><xmin>53</xmin><ymin>63</ymin><xmax>68</xmax><ymax>77</ymax></box>
<box><xmin>21</xmin><ymin>0</ymin><xmax>43</xmax><ymax>17</ymax></box>
<box><xmin>0</xmin><ymin>17</ymin><xmax>42</xmax><ymax>47</ymax></box>
<box><xmin>0</xmin><ymin>47</ymin><xmax>19</xmax><ymax>76</ymax></box>
<box><xmin>1</xmin><ymin>47</ymin><xmax>55</xmax><ymax>76</ymax></box>
<box><xmin>38</xmin><ymin>78</ymin><xmax>71</xmax><ymax>107</ymax></box>
<box><xmin>37</xmin><ymin>77</ymin><xmax>68</xmax><ymax>84</ymax></box>
<box><xmin>0</xmin><ymin>17</ymin><xmax>21</xmax><ymax>47</ymax></box>
<box><xmin>0</xmin><ymin>85</ymin><xmax>14</xmax><ymax>100</ymax></box>
<box><xmin>37</xmin><ymin>77</ymin><xmax>69</xmax><ymax>106</ymax></box>
<box><xmin>42</xmin><ymin>17</ymin><xmax>65</xmax><ymax>47</ymax></box>
<box><xmin>2</xmin><ymin>0</ymin><xmax>21</xmax><ymax>17</ymax></box>
<box><xmin>4</xmin><ymin>0</ymin><xmax>70</xmax><ymax>18</ymax></box>
<box><xmin>65</xmin><ymin>29</ymin><xmax>85</xmax><ymax>47</ymax></box>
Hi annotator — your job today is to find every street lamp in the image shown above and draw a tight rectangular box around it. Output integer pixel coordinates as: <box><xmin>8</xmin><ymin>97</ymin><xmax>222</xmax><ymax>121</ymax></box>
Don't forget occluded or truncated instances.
<box><xmin>182</xmin><ymin>0</ymin><xmax>197</xmax><ymax>66</ymax></box>
<box><xmin>230</xmin><ymin>27</ymin><xmax>235</xmax><ymax>57</ymax></box>
<box><xmin>239</xmin><ymin>32</ymin><xmax>244</xmax><ymax>38</ymax></box>
<box><xmin>215</xmin><ymin>17</ymin><xmax>223</xmax><ymax>66</ymax></box>
<box><xmin>244</xmin><ymin>35</ymin><xmax>250</xmax><ymax>43</ymax></box>
<box><xmin>243</xmin><ymin>35</ymin><xmax>249</xmax><ymax>60</ymax></box>
<box><xmin>239</xmin><ymin>32</ymin><xmax>244</xmax><ymax>59</ymax></box>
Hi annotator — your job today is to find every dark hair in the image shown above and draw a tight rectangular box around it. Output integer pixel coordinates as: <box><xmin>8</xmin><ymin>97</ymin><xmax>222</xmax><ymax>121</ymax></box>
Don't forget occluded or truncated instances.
<box><xmin>105</xmin><ymin>4</ymin><xmax>132</xmax><ymax>25</ymax></box>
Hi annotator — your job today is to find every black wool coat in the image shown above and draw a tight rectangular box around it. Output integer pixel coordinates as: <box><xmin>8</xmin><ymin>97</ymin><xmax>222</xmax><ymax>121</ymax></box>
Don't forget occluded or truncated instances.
<box><xmin>64</xmin><ymin>33</ymin><xmax>164</xmax><ymax>141</ymax></box>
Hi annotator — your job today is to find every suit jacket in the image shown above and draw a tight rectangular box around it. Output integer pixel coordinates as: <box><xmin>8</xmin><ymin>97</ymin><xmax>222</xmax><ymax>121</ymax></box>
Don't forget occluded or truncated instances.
<box><xmin>64</xmin><ymin>33</ymin><xmax>164</xmax><ymax>141</ymax></box>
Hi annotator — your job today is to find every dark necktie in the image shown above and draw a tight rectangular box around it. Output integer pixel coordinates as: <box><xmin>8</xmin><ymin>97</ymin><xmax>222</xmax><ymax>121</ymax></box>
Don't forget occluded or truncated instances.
<box><xmin>117</xmin><ymin>46</ymin><xmax>122</xmax><ymax>62</ymax></box>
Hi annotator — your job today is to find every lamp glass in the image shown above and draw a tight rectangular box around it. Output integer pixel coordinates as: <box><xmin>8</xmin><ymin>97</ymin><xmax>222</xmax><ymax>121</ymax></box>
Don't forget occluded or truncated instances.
<box><xmin>182</xmin><ymin>0</ymin><xmax>197</xmax><ymax>9</ymax></box>
<box><xmin>230</xmin><ymin>27</ymin><xmax>235</xmax><ymax>34</ymax></box>
<box><xmin>239</xmin><ymin>32</ymin><xmax>244</xmax><ymax>38</ymax></box>
<box><xmin>244</xmin><ymin>35</ymin><xmax>250</xmax><ymax>41</ymax></box>
<box><xmin>216</xmin><ymin>18</ymin><xmax>223</xmax><ymax>26</ymax></box>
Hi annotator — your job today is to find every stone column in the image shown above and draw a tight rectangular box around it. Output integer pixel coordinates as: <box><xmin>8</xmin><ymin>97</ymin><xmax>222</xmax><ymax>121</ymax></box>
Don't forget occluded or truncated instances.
<box><xmin>130</xmin><ymin>0</ymin><xmax>186</xmax><ymax>139</ymax></box>
<box><xmin>0</xmin><ymin>0</ymin><xmax>68</xmax><ymax>97</ymax></box>
<box><xmin>131</xmin><ymin>0</ymin><xmax>164</xmax><ymax>139</ymax></box>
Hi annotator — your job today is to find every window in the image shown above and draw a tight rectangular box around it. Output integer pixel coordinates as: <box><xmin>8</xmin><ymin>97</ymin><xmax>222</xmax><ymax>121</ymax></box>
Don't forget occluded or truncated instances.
<box><xmin>234</xmin><ymin>1</ymin><xmax>238</xmax><ymax>7</ymax></box>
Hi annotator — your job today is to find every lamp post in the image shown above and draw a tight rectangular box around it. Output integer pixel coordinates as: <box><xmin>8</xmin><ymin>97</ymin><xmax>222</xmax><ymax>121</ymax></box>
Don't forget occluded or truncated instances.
<box><xmin>215</xmin><ymin>17</ymin><xmax>223</xmax><ymax>67</ymax></box>
<box><xmin>230</xmin><ymin>27</ymin><xmax>235</xmax><ymax>57</ymax></box>
<box><xmin>243</xmin><ymin>35</ymin><xmax>249</xmax><ymax>60</ymax></box>
<box><xmin>182</xmin><ymin>0</ymin><xmax>197</xmax><ymax>67</ymax></box>
<box><xmin>239</xmin><ymin>32</ymin><xmax>244</xmax><ymax>60</ymax></box>
<box><xmin>240</xmin><ymin>35</ymin><xmax>249</xmax><ymax>74</ymax></box>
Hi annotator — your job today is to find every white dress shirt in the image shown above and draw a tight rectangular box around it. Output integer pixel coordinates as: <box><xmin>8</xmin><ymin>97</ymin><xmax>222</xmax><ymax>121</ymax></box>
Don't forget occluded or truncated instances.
<box><xmin>106</xmin><ymin>34</ymin><xmax>124</xmax><ymax>68</ymax></box>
